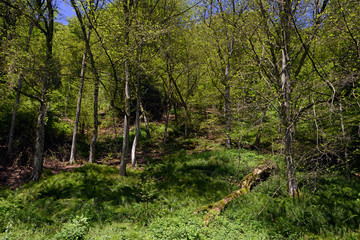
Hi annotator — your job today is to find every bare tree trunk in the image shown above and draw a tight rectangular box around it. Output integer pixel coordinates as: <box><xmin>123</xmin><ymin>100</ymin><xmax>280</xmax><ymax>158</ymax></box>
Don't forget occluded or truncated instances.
<box><xmin>224</xmin><ymin>82</ymin><xmax>231</xmax><ymax>149</ymax></box>
<box><xmin>339</xmin><ymin>99</ymin><xmax>350</xmax><ymax>181</ymax></box>
<box><xmin>8</xmin><ymin>74</ymin><xmax>23</xmax><ymax>156</ymax></box>
<box><xmin>111</xmin><ymin>106</ymin><xmax>118</xmax><ymax>146</ymax></box>
<box><xmin>164</xmin><ymin>101</ymin><xmax>171</xmax><ymax>143</ymax></box>
<box><xmin>169</xmin><ymin>73</ymin><xmax>190</xmax><ymax>137</ymax></box>
<box><xmin>254</xmin><ymin>105</ymin><xmax>268</xmax><ymax>149</ymax></box>
<box><xmin>280</xmin><ymin>0</ymin><xmax>298</xmax><ymax>197</ymax></box>
<box><xmin>131</xmin><ymin>83</ymin><xmax>140</xmax><ymax>169</ymax></box>
<box><xmin>140</xmin><ymin>102</ymin><xmax>151</xmax><ymax>139</ymax></box>
<box><xmin>163</xmin><ymin>82</ymin><xmax>173</xmax><ymax>143</ymax></box>
<box><xmin>120</xmin><ymin>60</ymin><xmax>130</xmax><ymax>176</ymax></box>
<box><xmin>119</xmin><ymin>0</ymin><xmax>134</xmax><ymax>176</ymax></box>
<box><xmin>32</xmin><ymin>102</ymin><xmax>47</xmax><ymax>181</ymax></box>
<box><xmin>7</xmin><ymin>24</ymin><xmax>34</xmax><ymax>156</ymax></box>
<box><xmin>69</xmin><ymin>45</ymin><xmax>87</xmax><ymax>164</ymax></box>
<box><xmin>89</xmin><ymin>77</ymin><xmax>99</xmax><ymax>164</ymax></box>
<box><xmin>131</xmin><ymin>45</ymin><xmax>143</xmax><ymax>169</ymax></box>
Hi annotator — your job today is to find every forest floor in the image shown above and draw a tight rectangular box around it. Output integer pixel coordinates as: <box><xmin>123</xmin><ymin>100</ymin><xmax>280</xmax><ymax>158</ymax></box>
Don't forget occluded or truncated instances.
<box><xmin>1</xmin><ymin>120</ymin><xmax>360</xmax><ymax>239</ymax></box>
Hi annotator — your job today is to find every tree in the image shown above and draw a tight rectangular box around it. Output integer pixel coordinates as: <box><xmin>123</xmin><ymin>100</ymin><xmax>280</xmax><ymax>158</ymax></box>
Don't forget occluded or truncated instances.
<box><xmin>250</xmin><ymin>0</ymin><xmax>330</xmax><ymax>196</ymax></box>
<box><xmin>70</xmin><ymin>0</ymin><xmax>102</xmax><ymax>164</ymax></box>
<box><xmin>69</xmin><ymin>41</ymin><xmax>88</xmax><ymax>165</ymax></box>
<box><xmin>199</xmin><ymin>0</ymin><xmax>247</xmax><ymax>148</ymax></box>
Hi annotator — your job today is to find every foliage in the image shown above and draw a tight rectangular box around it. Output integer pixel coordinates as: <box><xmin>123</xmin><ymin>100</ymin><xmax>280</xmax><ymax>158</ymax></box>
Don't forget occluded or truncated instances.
<box><xmin>1</xmin><ymin>0</ymin><xmax>360</xmax><ymax>238</ymax></box>
<box><xmin>54</xmin><ymin>216</ymin><xmax>89</xmax><ymax>240</ymax></box>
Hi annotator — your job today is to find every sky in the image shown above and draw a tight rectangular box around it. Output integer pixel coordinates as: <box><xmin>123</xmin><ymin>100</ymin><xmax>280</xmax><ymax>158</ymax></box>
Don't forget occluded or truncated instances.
<box><xmin>56</xmin><ymin>0</ymin><xmax>75</xmax><ymax>25</ymax></box>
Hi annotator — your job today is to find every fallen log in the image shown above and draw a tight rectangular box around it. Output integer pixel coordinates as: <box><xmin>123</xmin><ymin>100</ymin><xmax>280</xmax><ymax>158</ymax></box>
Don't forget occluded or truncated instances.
<box><xmin>194</xmin><ymin>161</ymin><xmax>277</xmax><ymax>226</ymax></box>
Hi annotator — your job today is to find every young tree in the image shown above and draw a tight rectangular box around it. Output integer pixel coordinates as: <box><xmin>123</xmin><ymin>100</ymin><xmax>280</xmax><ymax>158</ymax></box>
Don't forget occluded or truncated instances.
<box><xmin>69</xmin><ymin>42</ymin><xmax>88</xmax><ymax>165</ymax></box>
<box><xmin>199</xmin><ymin>0</ymin><xmax>247</xmax><ymax>148</ymax></box>
<box><xmin>70</xmin><ymin>0</ymin><xmax>102</xmax><ymax>164</ymax></box>
<box><xmin>7</xmin><ymin>22</ymin><xmax>33</xmax><ymax>156</ymax></box>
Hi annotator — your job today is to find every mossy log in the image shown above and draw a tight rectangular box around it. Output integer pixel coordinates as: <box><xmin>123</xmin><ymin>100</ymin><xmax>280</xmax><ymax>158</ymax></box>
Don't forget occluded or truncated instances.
<box><xmin>194</xmin><ymin>162</ymin><xmax>277</xmax><ymax>226</ymax></box>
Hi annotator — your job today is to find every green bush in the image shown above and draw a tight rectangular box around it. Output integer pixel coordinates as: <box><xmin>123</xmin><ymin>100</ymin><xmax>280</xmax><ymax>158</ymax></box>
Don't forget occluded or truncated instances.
<box><xmin>54</xmin><ymin>216</ymin><xmax>89</xmax><ymax>240</ymax></box>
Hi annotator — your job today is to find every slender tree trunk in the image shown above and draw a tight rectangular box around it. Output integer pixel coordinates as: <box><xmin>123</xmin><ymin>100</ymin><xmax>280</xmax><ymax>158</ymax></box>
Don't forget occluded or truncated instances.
<box><xmin>140</xmin><ymin>102</ymin><xmax>151</xmax><ymax>139</ymax></box>
<box><xmin>224</xmin><ymin>83</ymin><xmax>231</xmax><ymax>149</ymax></box>
<box><xmin>254</xmin><ymin>105</ymin><xmax>268</xmax><ymax>148</ymax></box>
<box><xmin>164</xmin><ymin>101</ymin><xmax>171</xmax><ymax>143</ymax></box>
<box><xmin>119</xmin><ymin>0</ymin><xmax>134</xmax><ymax>176</ymax></box>
<box><xmin>280</xmin><ymin>0</ymin><xmax>298</xmax><ymax>197</ymax></box>
<box><xmin>8</xmin><ymin>73</ymin><xmax>23</xmax><ymax>156</ymax></box>
<box><xmin>165</xmin><ymin>39</ymin><xmax>190</xmax><ymax>137</ymax></box>
<box><xmin>223</xmin><ymin>38</ymin><xmax>233</xmax><ymax>149</ymax></box>
<box><xmin>131</xmin><ymin>83</ymin><xmax>140</xmax><ymax>169</ymax></box>
<box><xmin>69</xmin><ymin>45</ymin><xmax>87</xmax><ymax>164</ymax></box>
<box><xmin>7</xmin><ymin>24</ymin><xmax>34</xmax><ymax>156</ymax></box>
<box><xmin>89</xmin><ymin>67</ymin><xmax>99</xmax><ymax>164</ymax></box>
<box><xmin>339</xmin><ymin>99</ymin><xmax>350</xmax><ymax>181</ymax></box>
<box><xmin>111</xmin><ymin>106</ymin><xmax>118</xmax><ymax>146</ymax></box>
<box><xmin>131</xmin><ymin>45</ymin><xmax>143</xmax><ymax>169</ymax></box>
<box><xmin>163</xmin><ymin>83</ymin><xmax>173</xmax><ymax>143</ymax></box>
<box><xmin>169</xmin><ymin>73</ymin><xmax>190</xmax><ymax>137</ymax></box>
<box><xmin>120</xmin><ymin>60</ymin><xmax>130</xmax><ymax>176</ymax></box>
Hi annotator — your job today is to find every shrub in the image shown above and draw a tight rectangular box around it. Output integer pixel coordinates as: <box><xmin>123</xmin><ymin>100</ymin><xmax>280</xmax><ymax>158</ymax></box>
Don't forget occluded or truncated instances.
<box><xmin>54</xmin><ymin>216</ymin><xmax>89</xmax><ymax>240</ymax></box>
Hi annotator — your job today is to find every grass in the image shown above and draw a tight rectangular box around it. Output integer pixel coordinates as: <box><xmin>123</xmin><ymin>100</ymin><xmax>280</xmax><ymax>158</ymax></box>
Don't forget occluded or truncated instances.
<box><xmin>1</xmin><ymin>120</ymin><xmax>360</xmax><ymax>239</ymax></box>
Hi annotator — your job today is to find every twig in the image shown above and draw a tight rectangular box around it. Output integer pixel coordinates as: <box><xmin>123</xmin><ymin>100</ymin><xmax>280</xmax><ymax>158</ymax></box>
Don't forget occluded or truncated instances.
<box><xmin>257</xmin><ymin>181</ymin><xmax>286</xmax><ymax>217</ymax></box>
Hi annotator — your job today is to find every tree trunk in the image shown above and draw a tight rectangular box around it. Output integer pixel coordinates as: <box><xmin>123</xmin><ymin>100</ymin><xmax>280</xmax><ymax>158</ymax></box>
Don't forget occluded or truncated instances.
<box><xmin>31</xmin><ymin>0</ymin><xmax>54</xmax><ymax>181</ymax></box>
<box><xmin>89</xmin><ymin>66</ymin><xmax>99</xmax><ymax>164</ymax></box>
<box><xmin>8</xmin><ymin>74</ymin><xmax>23</xmax><ymax>156</ymax></box>
<box><xmin>69</xmin><ymin>45</ymin><xmax>87</xmax><ymax>164</ymax></box>
<box><xmin>280</xmin><ymin>0</ymin><xmax>298</xmax><ymax>197</ymax></box>
<box><xmin>163</xmin><ymin>101</ymin><xmax>171</xmax><ymax>143</ymax></box>
<box><xmin>140</xmin><ymin>102</ymin><xmax>151</xmax><ymax>139</ymax></box>
<box><xmin>119</xmin><ymin>0</ymin><xmax>134</xmax><ymax>176</ymax></box>
<box><xmin>254</xmin><ymin>105</ymin><xmax>268</xmax><ymax>149</ymax></box>
<box><xmin>339</xmin><ymin>99</ymin><xmax>350</xmax><ymax>181</ymax></box>
<box><xmin>163</xmin><ymin>82</ymin><xmax>173</xmax><ymax>143</ymax></box>
<box><xmin>131</xmin><ymin>45</ymin><xmax>142</xmax><ymax>169</ymax></box>
<box><xmin>131</xmin><ymin>87</ymin><xmax>140</xmax><ymax>169</ymax></box>
<box><xmin>120</xmin><ymin>60</ymin><xmax>130</xmax><ymax>176</ymax></box>
<box><xmin>7</xmin><ymin>24</ymin><xmax>34</xmax><ymax>156</ymax></box>
<box><xmin>224</xmin><ymin>82</ymin><xmax>231</xmax><ymax>149</ymax></box>
<box><xmin>31</xmin><ymin>102</ymin><xmax>47</xmax><ymax>181</ymax></box>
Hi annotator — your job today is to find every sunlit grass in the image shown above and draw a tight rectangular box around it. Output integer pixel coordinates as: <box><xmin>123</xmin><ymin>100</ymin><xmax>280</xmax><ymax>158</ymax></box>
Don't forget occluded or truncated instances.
<box><xmin>1</xmin><ymin>126</ymin><xmax>360</xmax><ymax>239</ymax></box>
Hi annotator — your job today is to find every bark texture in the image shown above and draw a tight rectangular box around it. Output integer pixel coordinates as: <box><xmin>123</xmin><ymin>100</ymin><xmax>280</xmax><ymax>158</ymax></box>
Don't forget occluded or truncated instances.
<box><xmin>195</xmin><ymin>162</ymin><xmax>277</xmax><ymax>226</ymax></box>
<box><xmin>279</xmin><ymin>0</ymin><xmax>298</xmax><ymax>197</ymax></box>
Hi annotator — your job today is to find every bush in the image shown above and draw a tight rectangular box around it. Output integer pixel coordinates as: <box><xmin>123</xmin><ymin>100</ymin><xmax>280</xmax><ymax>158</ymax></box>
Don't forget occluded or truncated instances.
<box><xmin>54</xmin><ymin>216</ymin><xmax>89</xmax><ymax>240</ymax></box>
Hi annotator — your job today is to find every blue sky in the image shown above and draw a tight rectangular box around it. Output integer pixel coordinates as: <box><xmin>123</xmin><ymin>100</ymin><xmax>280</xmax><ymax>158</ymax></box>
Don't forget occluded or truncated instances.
<box><xmin>56</xmin><ymin>0</ymin><xmax>75</xmax><ymax>25</ymax></box>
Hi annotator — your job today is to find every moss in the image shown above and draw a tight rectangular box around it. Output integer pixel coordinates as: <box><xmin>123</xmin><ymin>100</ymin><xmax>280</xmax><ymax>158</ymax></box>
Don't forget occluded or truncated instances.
<box><xmin>196</xmin><ymin>164</ymin><xmax>276</xmax><ymax>225</ymax></box>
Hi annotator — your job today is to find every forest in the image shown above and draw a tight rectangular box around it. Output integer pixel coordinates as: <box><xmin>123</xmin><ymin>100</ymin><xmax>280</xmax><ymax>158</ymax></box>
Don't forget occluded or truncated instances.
<box><xmin>0</xmin><ymin>0</ymin><xmax>360</xmax><ymax>239</ymax></box>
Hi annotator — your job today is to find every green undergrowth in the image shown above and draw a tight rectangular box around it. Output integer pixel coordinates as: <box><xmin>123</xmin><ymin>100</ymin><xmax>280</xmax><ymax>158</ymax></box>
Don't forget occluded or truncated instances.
<box><xmin>1</xmin><ymin>139</ymin><xmax>360</xmax><ymax>239</ymax></box>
